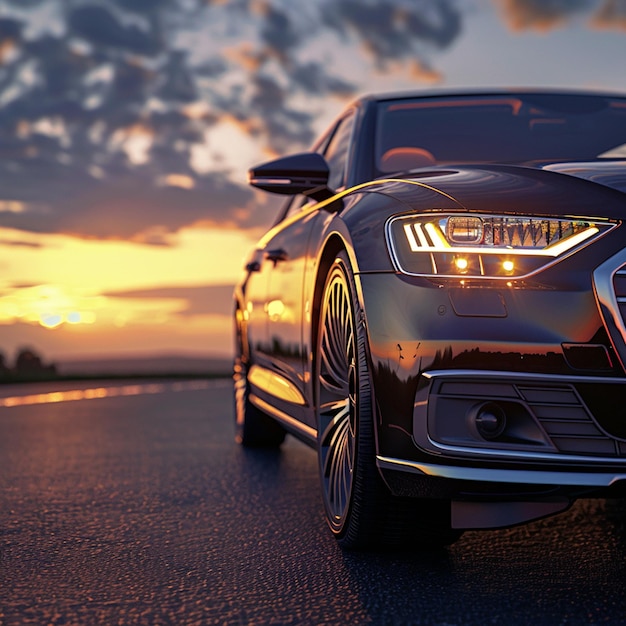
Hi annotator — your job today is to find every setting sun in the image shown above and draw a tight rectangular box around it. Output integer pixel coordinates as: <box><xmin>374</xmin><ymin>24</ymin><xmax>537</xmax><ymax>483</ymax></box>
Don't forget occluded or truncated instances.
<box><xmin>0</xmin><ymin>284</ymin><xmax>98</xmax><ymax>329</ymax></box>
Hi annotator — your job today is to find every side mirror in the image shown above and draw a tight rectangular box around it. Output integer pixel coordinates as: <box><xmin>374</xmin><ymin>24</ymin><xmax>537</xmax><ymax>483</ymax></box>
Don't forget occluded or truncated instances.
<box><xmin>248</xmin><ymin>152</ymin><xmax>333</xmax><ymax>201</ymax></box>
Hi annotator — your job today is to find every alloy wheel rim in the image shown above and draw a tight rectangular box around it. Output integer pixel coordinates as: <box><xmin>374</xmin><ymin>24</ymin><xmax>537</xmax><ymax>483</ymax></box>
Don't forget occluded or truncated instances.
<box><xmin>318</xmin><ymin>269</ymin><xmax>357</xmax><ymax>530</ymax></box>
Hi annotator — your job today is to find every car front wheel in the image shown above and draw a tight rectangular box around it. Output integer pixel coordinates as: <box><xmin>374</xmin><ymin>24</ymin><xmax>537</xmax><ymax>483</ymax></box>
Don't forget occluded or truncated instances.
<box><xmin>316</xmin><ymin>251</ymin><xmax>461</xmax><ymax>549</ymax></box>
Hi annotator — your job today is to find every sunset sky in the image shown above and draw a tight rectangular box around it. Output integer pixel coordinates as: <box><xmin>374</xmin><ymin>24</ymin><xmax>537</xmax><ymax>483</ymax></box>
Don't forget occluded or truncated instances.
<box><xmin>0</xmin><ymin>0</ymin><xmax>624</xmax><ymax>363</ymax></box>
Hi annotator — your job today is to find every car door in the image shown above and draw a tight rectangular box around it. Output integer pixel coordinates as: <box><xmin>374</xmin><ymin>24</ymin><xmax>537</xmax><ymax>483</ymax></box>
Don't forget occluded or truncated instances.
<box><xmin>246</xmin><ymin>112</ymin><xmax>357</xmax><ymax>427</ymax></box>
<box><xmin>238</xmin><ymin>194</ymin><xmax>318</xmax><ymax>430</ymax></box>
<box><xmin>264</xmin><ymin>202</ymin><xmax>317</xmax><ymax>393</ymax></box>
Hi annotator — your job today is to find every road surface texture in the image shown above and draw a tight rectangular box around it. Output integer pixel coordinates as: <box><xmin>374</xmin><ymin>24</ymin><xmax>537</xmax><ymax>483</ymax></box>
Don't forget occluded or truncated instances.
<box><xmin>0</xmin><ymin>378</ymin><xmax>625</xmax><ymax>625</ymax></box>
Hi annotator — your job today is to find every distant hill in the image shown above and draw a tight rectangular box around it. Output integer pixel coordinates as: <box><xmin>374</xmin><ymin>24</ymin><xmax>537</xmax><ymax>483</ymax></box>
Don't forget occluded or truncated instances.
<box><xmin>57</xmin><ymin>354</ymin><xmax>232</xmax><ymax>378</ymax></box>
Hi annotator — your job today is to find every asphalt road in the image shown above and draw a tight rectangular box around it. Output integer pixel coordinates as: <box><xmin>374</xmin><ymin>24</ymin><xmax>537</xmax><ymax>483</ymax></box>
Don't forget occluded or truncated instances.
<box><xmin>0</xmin><ymin>378</ymin><xmax>625</xmax><ymax>625</ymax></box>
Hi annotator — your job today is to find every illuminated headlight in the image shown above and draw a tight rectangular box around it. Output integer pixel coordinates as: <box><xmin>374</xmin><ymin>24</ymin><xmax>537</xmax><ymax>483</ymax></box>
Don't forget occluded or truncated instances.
<box><xmin>386</xmin><ymin>213</ymin><xmax>615</xmax><ymax>279</ymax></box>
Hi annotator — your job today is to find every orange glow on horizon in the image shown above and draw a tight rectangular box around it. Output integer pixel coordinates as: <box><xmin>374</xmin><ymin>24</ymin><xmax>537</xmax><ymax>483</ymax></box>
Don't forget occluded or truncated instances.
<box><xmin>0</xmin><ymin>224</ymin><xmax>258</xmax><ymax>357</ymax></box>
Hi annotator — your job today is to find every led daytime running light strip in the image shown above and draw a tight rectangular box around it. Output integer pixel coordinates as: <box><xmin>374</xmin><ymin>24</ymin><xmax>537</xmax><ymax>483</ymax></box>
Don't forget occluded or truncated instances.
<box><xmin>402</xmin><ymin>222</ymin><xmax>599</xmax><ymax>256</ymax></box>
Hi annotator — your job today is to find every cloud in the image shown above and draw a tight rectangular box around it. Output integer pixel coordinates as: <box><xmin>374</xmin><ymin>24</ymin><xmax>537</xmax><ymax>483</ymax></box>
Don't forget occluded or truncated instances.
<box><xmin>3</xmin><ymin>0</ymin><xmax>47</xmax><ymax>6</ymax></box>
<box><xmin>0</xmin><ymin>168</ymin><xmax>259</xmax><ymax>240</ymax></box>
<box><xmin>257</xmin><ymin>3</ymin><xmax>301</xmax><ymax>61</ymax></box>
<box><xmin>0</xmin><ymin>0</ymin><xmax>467</xmax><ymax>241</ymax></box>
<box><xmin>0</xmin><ymin>17</ymin><xmax>22</xmax><ymax>42</ymax></box>
<box><xmin>324</xmin><ymin>0</ymin><xmax>462</xmax><ymax>65</ymax></box>
<box><xmin>67</xmin><ymin>5</ymin><xmax>162</xmax><ymax>55</ymax></box>
<box><xmin>495</xmin><ymin>0</ymin><xmax>590</xmax><ymax>31</ymax></box>
<box><xmin>289</xmin><ymin>62</ymin><xmax>356</xmax><ymax>96</ymax></box>
<box><xmin>592</xmin><ymin>0</ymin><xmax>626</xmax><ymax>30</ymax></box>
<box><xmin>0</xmin><ymin>238</ymin><xmax>42</xmax><ymax>248</ymax></box>
<box><xmin>103</xmin><ymin>284</ymin><xmax>235</xmax><ymax>317</ymax></box>
<box><xmin>495</xmin><ymin>0</ymin><xmax>626</xmax><ymax>31</ymax></box>
<box><xmin>408</xmin><ymin>59</ymin><xmax>443</xmax><ymax>84</ymax></box>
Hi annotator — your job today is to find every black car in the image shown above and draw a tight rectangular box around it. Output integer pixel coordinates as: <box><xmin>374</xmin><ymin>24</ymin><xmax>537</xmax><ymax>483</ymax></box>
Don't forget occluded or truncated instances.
<box><xmin>233</xmin><ymin>89</ymin><xmax>626</xmax><ymax>549</ymax></box>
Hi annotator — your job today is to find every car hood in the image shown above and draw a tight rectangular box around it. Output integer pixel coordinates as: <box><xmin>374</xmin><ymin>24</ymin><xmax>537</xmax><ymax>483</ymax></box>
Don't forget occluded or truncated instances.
<box><xmin>541</xmin><ymin>160</ymin><xmax>626</xmax><ymax>195</ymax></box>
<box><xmin>392</xmin><ymin>160</ymin><xmax>626</xmax><ymax>220</ymax></box>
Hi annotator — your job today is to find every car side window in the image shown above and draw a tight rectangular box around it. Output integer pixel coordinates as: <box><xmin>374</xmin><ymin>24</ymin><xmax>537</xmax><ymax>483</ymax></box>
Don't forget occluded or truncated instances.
<box><xmin>323</xmin><ymin>112</ymin><xmax>355</xmax><ymax>191</ymax></box>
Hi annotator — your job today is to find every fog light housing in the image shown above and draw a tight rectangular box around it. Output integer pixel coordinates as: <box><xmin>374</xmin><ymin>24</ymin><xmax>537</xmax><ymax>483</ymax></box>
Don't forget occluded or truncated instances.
<box><xmin>468</xmin><ymin>402</ymin><xmax>507</xmax><ymax>440</ymax></box>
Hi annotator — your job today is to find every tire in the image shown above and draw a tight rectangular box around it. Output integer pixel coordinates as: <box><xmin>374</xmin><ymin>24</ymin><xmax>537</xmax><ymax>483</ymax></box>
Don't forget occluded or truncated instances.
<box><xmin>233</xmin><ymin>354</ymin><xmax>286</xmax><ymax>448</ymax></box>
<box><xmin>315</xmin><ymin>251</ymin><xmax>461</xmax><ymax>550</ymax></box>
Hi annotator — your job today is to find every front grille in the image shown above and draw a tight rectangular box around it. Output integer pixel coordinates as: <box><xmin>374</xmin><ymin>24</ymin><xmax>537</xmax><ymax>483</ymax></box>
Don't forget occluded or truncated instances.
<box><xmin>518</xmin><ymin>383</ymin><xmax>621</xmax><ymax>456</ymax></box>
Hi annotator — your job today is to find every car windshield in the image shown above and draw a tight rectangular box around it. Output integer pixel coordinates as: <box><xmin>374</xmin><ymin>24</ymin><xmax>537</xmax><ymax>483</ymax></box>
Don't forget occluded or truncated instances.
<box><xmin>376</xmin><ymin>94</ymin><xmax>626</xmax><ymax>173</ymax></box>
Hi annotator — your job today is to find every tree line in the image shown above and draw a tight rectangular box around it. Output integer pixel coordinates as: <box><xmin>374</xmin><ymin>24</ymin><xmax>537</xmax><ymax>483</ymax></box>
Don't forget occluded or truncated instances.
<box><xmin>0</xmin><ymin>347</ymin><xmax>57</xmax><ymax>382</ymax></box>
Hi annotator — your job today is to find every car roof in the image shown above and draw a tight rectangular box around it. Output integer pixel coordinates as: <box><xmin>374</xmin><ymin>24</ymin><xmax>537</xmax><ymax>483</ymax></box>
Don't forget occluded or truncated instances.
<box><xmin>353</xmin><ymin>87</ymin><xmax>626</xmax><ymax>106</ymax></box>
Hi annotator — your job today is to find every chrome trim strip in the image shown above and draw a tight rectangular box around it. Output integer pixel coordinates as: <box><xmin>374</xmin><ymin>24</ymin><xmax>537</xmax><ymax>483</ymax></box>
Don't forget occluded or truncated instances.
<box><xmin>377</xmin><ymin>456</ymin><xmax>626</xmax><ymax>487</ymax></box>
<box><xmin>250</xmin><ymin>393</ymin><xmax>317</xmax><ymax>442</ymax></box>
<box><xmin>593</xmin><ymin>246</ymin><xmax>626</xmax><ymax>371</ymax></box>
<box><xmin>421</xmin><ymin>368</ymin><xmax>626</xmax><ymax>385</ymax></box>
<box><xmin>422</xmin><ymin>440</ymin><xmax>626</xmax><ymax>464</ymax></box>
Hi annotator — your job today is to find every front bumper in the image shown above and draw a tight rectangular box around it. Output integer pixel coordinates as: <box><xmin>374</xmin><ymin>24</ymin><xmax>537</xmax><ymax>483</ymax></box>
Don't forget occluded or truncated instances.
<box><xmin>377</xmin><ymin>453</ymin><xmax>626</xmax><ymax>529</ymax></box>
<box><xmin>376</xmin><ymin>368</ymin><xmax>626</xmax><ymax>529</ymax></box>
<box><xmin>377</xmin><ymin>456</ymin><xmax>626</xmax><ymax>488</ymax></box>
<box><xmin>358</xmin><ymin>243</ymin><xmax>626</xmax><ymax>528</ymax></box>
